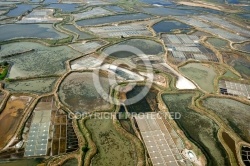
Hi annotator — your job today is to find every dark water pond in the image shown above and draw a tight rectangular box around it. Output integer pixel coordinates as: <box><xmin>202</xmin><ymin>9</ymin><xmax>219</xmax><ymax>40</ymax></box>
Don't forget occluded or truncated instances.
<box><xmin>153</xmin><ymin>20</ymin><xmax>190</xmax><ymax>33</ymax></box>
<box><xmin>6</xmin><ymin>4</ymin><xmax>36</xmax><ymax>17</ymax></box>
<box><xmin>46</xmin><ymin>3</ymin><xmax>79</xmax><ymax>12</ymax></box>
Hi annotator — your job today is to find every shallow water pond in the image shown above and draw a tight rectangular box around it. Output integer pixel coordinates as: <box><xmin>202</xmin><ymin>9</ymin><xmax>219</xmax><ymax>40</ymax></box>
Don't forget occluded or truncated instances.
<box><xmin>0</xmin><ymin>24</ymin><xmax>68</xmax><ymax>41</ymax></box>
<box><xmin>46</xmin><ymin>3</ymin><xmax>80</xmax><ymax>12</ymax></box>
<box><xmin>202</xmin><ymin>97</ymin><xmax>250</xmax><ymax>143</ymax></box>
<box><xmin>142</xmin><ymin>7</ymin><xmax>200</xmax><ymax>16</ymax></box>
<box><xmin>58</xmin><ymin>72</ymin><xmax>111</xmax><ymax>113</ymax></box>
<box><xmin>162</xmin><ymin>93</ymin><xmax>230</xmax><ymax>166</ymax></box>
<box><xmin>233</xmin><ymin>60</ymin><xmax>250</xmax><ymax>79</ymax></box>
<box><xmin>0</xmin><ymin>42</ymin><xmax>80</xmax><ymax>78</ymax></box>
<box><xmin>234</xmin><ymin>42</ymin><xmax>250</xmax><ymax>53</ymax></box>
<box><xmin>206</xmin><ymin>37</ymin><xmax>229</xmax><ymax>49</ymax></box>
<box><xmin>153</xmin><ymin>20</ymin><xmax>191</xmax><ymax>33</ymax></box>
<box><xmin>85</xmin><ymin>117</ymin><xmax>136</xmax><ymax>166</ymax></box>
<box><xmin>6</xmin><ymin>4</ymin><xmax>36</xmax><ymax>17</ymax></box>
<box><xmin>179</xmin><ymin>63</ymin><xmax>217</xmax><ymax>93</ymax></box>
<box><xmin>104</xmin><ymin>39</ymin><xmax>164</xmax><ymax>58</ymax></box>
<box><xmin>76</xmin><ymin>13</ymin><xmax>151</xmax><ymax>26</ymax></box>
<box><xmin>5</xmin><ymin>77</ymin><xmax>58</xmax><ymax>94</ymax></box>
<box><xmin>125</xmin><ymin>86</ymin><xmax>158</xmax><ymax>113</ymax></box>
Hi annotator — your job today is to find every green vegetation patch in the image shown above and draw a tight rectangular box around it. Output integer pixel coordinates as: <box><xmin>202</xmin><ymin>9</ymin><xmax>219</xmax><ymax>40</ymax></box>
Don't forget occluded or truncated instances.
<box><xmin>202</xmin><ymin>97</ymin><xmax>250</xmax><ymax>143</ymax></box>
<box><xmin>223</xmin><ymin>70</ymin><xmax>239</xmax><ymax>79</ymax></box>
<box><xmin>206</xmin><ymin>37</ymin><xmax>229</xmax><ymax>49</ymax></box>
<box><xmin>233</xmin><ymin>61</ymin><xmax>250</xmax><ymax>79</ymax></box>
<box><xmin>0</xmin><ymin>61</ymin><xmax>9</xmax><ymax>80</ymax></box>
<box><xmin>162</xmin><ymin>93</ymin><xmax>230</xmax><ymax>166</ymax></box>
<box><xmin>0</xmin><ymin>158</ymin><xmax>44</xmax><ymax>166</ymax></box>
<box><xmin>85</xmin><ymin>117</ymin><xmax>136</xmax><ymax>166</ymax></box>
<box><xmin>62</xmin><ymin>158</ymin><xmax>78</xmax><ymax>166</ymax></box>
<box><xmin>180</xmin><ymin>63</ymin><xmax>217</xmax><ymax>93</ymax></box>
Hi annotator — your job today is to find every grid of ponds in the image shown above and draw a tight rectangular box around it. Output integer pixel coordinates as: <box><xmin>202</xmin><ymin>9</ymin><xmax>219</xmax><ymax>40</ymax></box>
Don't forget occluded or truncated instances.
<box><xmin>162</xmin><ymin>34</ymin><xmax>218</xmax><ymax>62</ymax></box>
<box><xmin>219</xmin><ymin>80</ymin><xmax>250</xmax><ymax>98</ymax></box>
<box><xmin>24</xmin><ymin>96</ymin><xmax>78</xmax><ymax>157</ymax></box>
<box><xmin>242</xmin><ymin>146</ymin><xmax>250</xmax><ymax>165</ymax></box>
<box><xmin>17</xmin><ymin>9</ymin><xmax>62</xmax><ymax>23</ymax></box>
<box><xmin>134</xmin><ymin>113</ymin><xmax>191</xmax><ymax>166</ymax></box>
<box><xmin>73</xmin><ymin>7</ymin><xmax>113</xmax><ymax>20</ymax></box>
<box><xmin>24</xmin><ymin>110</ymin><xmax>51</xmax><ymax>156</ymax></box>
<box><xmin>76</xmin><ymin>13</ymin><xmax>151</xmax><ymax>26</ymax></box>
<box><xmin>24</xmin><ymin>96</ymin><xmax>54</xmax><ymax>157</ymax></box>
<box><xmin>174</xmin><ymin>16</ymin><xmax>248</xmax><ymax>42</ymax></box>
<box><xmin>198</xmin><ymin>15</ymin><xmax>250</xmax><ymax>37</ymax></box>
<box><xmin>88</xmin><ymin>24</ymin><xmax>151</xmax><ymax>37</ymax></box>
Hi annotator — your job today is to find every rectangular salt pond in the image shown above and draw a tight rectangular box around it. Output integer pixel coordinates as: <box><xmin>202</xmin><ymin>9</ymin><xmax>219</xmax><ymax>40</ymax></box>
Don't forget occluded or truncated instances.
<box><xmin>142</xmin><ymin>7</ymin><xmax>200</xmax><ymax>16</ymax></box>
<box><xmin>6</xmin><ymin>4</ymin><xmax>36</xmax><ymax>17</ymax></box>
<box><xmin>46</xmin><ymin>3</ymin><xmax>80</xmax><ymax>12</ymax></box>
<box><xmin>88</xmin><ymin>24</ymin><xmax>152</xmax><ymax>37</ymax></box>
<box><xmin>0</xmin><ymin>24</ymin><xmax>68</xmax><ymax>41</ymax></box>
<box><xmin>43</xmin><ymin>0</ymin><xmax>58</xmax><ymax>4</ymax></box>
<box><xmin>76</xmin><ymin>13</ymin><xmax>152</xmax><ymax>26</ymax></box>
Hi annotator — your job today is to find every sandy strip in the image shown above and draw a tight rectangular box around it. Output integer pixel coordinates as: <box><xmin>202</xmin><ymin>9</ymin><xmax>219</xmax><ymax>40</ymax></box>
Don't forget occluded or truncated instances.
<box><xmin>178</xmin><ymin>1</ymin><xmax>222</xmax><ymax>11</ymax></box>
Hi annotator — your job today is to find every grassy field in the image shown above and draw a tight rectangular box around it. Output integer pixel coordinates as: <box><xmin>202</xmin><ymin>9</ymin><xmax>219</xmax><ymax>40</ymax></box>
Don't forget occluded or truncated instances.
<box><xmin>206</xmin><ymin>37</ymin><xmax>229</xmax><ymax>50</ymax></box>
<box><xmin>0</xmin><ymin>61</ymin><xmax>9</xmax><ymax>80</ymax></box>
<box><xmin>62</xmin><ymin>158</ymin><xmax>78</xmax><ymax>166</ymax></box>
<box><xmin>0</xmin><ymin>158</ymin><xmax>44</xmax><ymax>166</ymax></box>
<box><xmin>85</xmin><ymin>117</ymin><xmax>136</xmax><ymax>166</ymax></box>
<box><xmin>202</xmin><ymin>97</ymin><xmax>250</xmax><ymax>143</ymax></box>
<box><xmin>223</xmin><ymin>70</ymin><xmax>239</xmax><ymax>79</ymax></box>
<box><xmin>180</xmin><ymin>63</ymin><xmax>217</xmax><ymax>93</ymax></box>
<box><xmin>162</xmin><ymin>93</ymin><xmax>230</xmax><ymax>166</ymax></box>
<box><xmin>234</xmin><ymin>61</ymin><xmax>250</xmax><ymax>79</ymax></box>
